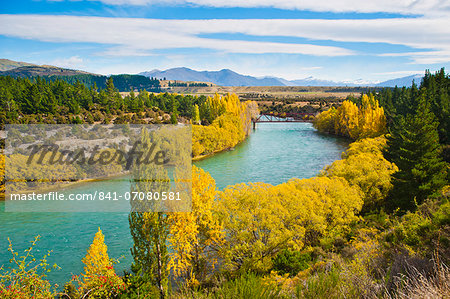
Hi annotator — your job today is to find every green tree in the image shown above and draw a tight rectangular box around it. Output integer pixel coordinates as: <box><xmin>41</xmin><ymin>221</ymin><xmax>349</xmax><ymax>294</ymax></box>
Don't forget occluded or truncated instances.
<box><xmin>192</xmin><ymin>104</ymin><xmax>200</xmax><ymax>125</ymax></box>
<box><xmin>129</xmin><ymin>212</ymin><xmax>169</xmax><ymax>298</ymax></box>
<box><xmin>421</xmin><ymin>68</ymin><xmax>449</xmax><ymax>145</ymax></box>
<box><xmin>170</xmin><ymin>109</ymin><xmax>178</xmax><ymax>124</ymax></box>
<box><xmin>128</xmin><ymin>129</ymin><xmax>170</xmax><ymax>298</ymax></box>
<box><xmin>384</xmin><ymin>94</ymin><xmax>447</xmax><ymax>212</ymax></box>
<box><xmin>106</xmin><ymin>77</ymin><xmax>116</xmax><ymax>95</ymax></box>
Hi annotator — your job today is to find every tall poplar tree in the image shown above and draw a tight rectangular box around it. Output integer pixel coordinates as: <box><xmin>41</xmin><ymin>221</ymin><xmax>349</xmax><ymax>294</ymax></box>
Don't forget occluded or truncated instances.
<box><xmin>129</xmin><ymin>128</ymin><xmax>170</xmax><ymax>298</ymax></box>
<box><xmin>192</xmin><ymin>104</ymin><xmax>200</xmax><ymax>125</ymax></box>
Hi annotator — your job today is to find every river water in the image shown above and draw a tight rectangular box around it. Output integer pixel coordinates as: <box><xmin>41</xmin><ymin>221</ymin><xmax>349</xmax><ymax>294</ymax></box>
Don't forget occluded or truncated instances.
<box><xmin>0</xmin><ymin>122</ymin><xmax>349</xmax><ymax>286</ymax></box>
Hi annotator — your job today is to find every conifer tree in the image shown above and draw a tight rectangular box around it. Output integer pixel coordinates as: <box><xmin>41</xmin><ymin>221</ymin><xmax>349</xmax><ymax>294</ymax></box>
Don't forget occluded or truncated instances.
<box><xmin>421</xmin><ymin>68</ymin><xmax>449</xmax><ymax>145</ymax></box>
<box><xmin>129</xmin><ymin>128</ymin><xmax>170</xmax><ymax>298</ymax></box>
<box><xmin>384</xmin><ymin>94</ymin><xmax>447</xmax><ymax>212</ymax></box>
<box><xmin>106</xmin><ymin>77</ymin><xmax>116</xmax><ymax>95</ymax></box>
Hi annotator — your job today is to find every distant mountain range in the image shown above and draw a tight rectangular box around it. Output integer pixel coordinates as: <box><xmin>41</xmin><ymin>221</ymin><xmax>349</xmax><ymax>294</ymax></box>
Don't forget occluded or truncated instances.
<box><xmin>375</xmin><ymin>74</ymin><xmax>423</xmax><ymax>87</ymax></box>
<box><xmin>140</xmin><ymin>67</ymin><xmax>284</xmax><ymax>86</ymax></box>
<box><xmin>140</xmin><ymin>67</ymin><xmax>423</xmax><ymax>87</ymax></box>
<box><xmin>0</xmin><ymin>59</ymin><xmax>423</xmax><ymax>88</ymax></box>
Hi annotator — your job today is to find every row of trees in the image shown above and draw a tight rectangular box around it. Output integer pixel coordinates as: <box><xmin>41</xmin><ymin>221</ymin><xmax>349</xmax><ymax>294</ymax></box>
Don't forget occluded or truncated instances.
<box><xmin>313</xmin><ymin>94</ymin><xmax>386</xmax><ymax>139</ymax></box>
<box><xmin>192</xmin><ymin>94</ymin><xmax>258</xmax><ymax>157</ymax></box>
<box><xmin>9</xmin><ymin>73</ymin><xmax>161</xmax><ymax>92</ymax></box>
<box><xmin>379</xmin><ymin>69</ymin><xmax>448</xmax><ymax>212</ymax></box>
<box><xmin>0</xmin><ymin>76</ymin><xmax>230</xmax><ymax>126</ymax></box>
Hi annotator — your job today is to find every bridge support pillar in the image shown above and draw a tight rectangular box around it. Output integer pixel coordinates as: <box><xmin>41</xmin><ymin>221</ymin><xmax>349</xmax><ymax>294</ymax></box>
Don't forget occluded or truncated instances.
<box><xmin>252</xmin><ymin>121</ymin><xmax>256</xmax><ymax>130</ymax></box>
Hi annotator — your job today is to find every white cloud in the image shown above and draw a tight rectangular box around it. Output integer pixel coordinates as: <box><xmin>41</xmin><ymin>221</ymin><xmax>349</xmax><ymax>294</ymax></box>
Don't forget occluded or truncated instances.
<box><xmin>51</xmin><ymin>55</ymin><xmax>85</xmax><ymax>69</ymax></box>
<box><xmin>92</xmin><ymin>0</ymin><xmax>449</xmax><ymax>16</ymax></box>
<box><xmin>0</xmin><ymin>14</ymin><xmax>449</xmax><ymax>63</ymax></box>
<box><xmin>380</xmin><ymin>50</ymin><xmax>450</xmax><ymax>64</ymax></box>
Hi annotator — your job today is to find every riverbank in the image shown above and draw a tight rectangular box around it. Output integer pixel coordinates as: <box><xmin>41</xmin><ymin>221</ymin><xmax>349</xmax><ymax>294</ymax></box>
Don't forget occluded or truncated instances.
<box><xmin>192</xmin><ymin>146</ymin><xmax>236</xmax><ymax>161</ymax></box>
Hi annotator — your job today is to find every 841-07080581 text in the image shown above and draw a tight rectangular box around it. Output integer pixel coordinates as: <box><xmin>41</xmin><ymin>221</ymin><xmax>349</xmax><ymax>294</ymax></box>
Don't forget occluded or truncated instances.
<box><xmin>8</xmin><ymin>191</ymin><xmax>181</xmax><ymax>201</ymax></box>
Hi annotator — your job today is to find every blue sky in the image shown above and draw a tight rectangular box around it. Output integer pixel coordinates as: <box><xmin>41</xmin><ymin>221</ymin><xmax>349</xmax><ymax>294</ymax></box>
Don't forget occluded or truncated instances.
<box><xmin>0</xmin><ymin>0</ymin><xmax>449</xmax><ymax>82</ymax></box>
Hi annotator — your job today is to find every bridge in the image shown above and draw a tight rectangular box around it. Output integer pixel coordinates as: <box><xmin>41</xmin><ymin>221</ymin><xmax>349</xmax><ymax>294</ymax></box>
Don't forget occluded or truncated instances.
<box><xmin>252</xmin><ymin>112</ymin><xmax>316</xmax><ymax>129</ymax></box>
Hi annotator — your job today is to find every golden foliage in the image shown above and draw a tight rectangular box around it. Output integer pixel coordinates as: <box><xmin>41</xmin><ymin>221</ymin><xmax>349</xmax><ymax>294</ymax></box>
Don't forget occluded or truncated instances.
<box><xmin>0</xmin><ymin>236</ymin><xmax>58</xmax><ymax>299</ymax></box>
<box><xmin>192</xmin><ymin>94</ymin><xmax>258</xmax><ymax>157</ymax></box>
<box><xmin>79</xmin><ymin>228</ymin><xmax>125</xmax><ymax>297</ymax></box>
<box><xmin>5</xmin><ymin>153</ymin><xmax>78</xmax><ymax>192</ymax></box>
<box><xmin>322</xmin><ymin>136</ymin><xmax>398</xmax><ymax>211</ymax></box>
<box><xmin>214</xmin><ymin>176</ymin><xmax>362</xmax><ymax>273</ymax></box>
<box><xmin>168</xmin><ymin>166</ymin><xmax>224</xmax><ymax>286</ymax></box>
<box><xmin>82</xmin><ymin>228</ymin><xmax>114</xmax><ymax>280</ymax></box>
<box><xmin>314</xmin><ymin>95</ymin><xmax>386</xmax><ymax>139</ymax></box>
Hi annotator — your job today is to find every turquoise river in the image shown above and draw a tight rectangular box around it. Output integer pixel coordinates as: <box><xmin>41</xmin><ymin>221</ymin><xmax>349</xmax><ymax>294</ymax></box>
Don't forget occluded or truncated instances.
<box><xmin>0</xmin><ymin>122</ymin><xmax>349</xmax><ymax>286</ymax></box>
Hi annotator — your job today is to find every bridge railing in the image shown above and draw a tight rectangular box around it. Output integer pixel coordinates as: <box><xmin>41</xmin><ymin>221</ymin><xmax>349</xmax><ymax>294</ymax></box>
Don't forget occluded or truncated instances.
<box><xmin>253</xmin><ymin>112</ymin><xmax>316</xmax><ymax>123</ymax></box>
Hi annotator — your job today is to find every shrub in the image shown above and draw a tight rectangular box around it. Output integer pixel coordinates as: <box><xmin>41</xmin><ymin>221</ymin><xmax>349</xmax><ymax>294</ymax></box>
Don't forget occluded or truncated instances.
<box><xmin>272</xmin><ymin>249</ymin><xmax>312</xmax><ymax>277</ymax></box>
<box><xmin>0</xmin><ymin>236</ymin><xmax>58</xmax><ymax>299</ymax></box>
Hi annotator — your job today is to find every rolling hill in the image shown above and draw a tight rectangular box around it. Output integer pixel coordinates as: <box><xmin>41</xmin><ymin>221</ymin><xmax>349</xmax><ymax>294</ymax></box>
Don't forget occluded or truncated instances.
<box><xmin>0</xmin><ymin>59</ymin><xmax>36</xmax><ymax>71</ymax></box>
<box><xmin>0</xmin><ymin>64</ymin><xmax>160</xmax><ymax>92</ymax></box>
<box><xmin>0</xmin><ymin>65</ymin><xmax>94</xmax><ymax>77</ymax></box>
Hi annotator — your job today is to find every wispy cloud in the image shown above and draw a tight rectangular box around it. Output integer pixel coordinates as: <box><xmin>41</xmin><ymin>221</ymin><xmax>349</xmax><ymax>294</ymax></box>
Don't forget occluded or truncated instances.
<box><xmin>380</xmin><ymin>50</ymin><xmax>450</xmax><ymax>64</ymax></box>
<box><xmin>91</xmin><ymin>0</ymin><xmax>449</xmax><ymax>16</ymax></box>
<box><xmin>0</xmin><ymin>15</ymin><xmax>354</xmax><ymax>57</ymax></box>
<box><xmin>0</xmin><ymin>14</ymin><xmax>449</xmax><ymax>63</ymax></box>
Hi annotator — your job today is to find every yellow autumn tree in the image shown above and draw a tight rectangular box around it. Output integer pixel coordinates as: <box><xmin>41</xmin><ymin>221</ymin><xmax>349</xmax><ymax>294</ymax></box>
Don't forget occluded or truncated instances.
<box><xmin>214</xmin><ymin>177</ymin><xmax>362</xmax><ymax>274</ymax></box>
<box><xmin>313</xmin><ymin>107</ymin><xmax>337</xmax><ymax>134</ymax></box>
<box><xmin>208</xmin><ymin>93</ymin><xmax>227</xmax><ymax>120</ymax></box>
<box><xmin>214</xmin><ymin>182</ymin><xmax>288</xmax><ymax>273</ymax></box>
<box><xmin>192</xmin><ymin>104</ymin><xmax>200</xmax><ymax>125</ymax></box>
<box><xmin>274</xmin><ymin>177</ymin><xmax>363</xmax><ymax>242</ymax></box>
<box><xmin>359</xmin><ymin>94</ymin><xmax>387</xmax><ymax>138</ymax></box>
<box><xmin>168</xmin><ymin>166</ymin><xmax>224</xmax><ymax>286</ymax></box>
<box><xmin>314</xmin><ymin>97</ymin><xmax>386</xmax><ymax>140</ymax></box>
<box><xmin>335</xmin><ymin>100</ymin><xmax>360</xmax><ymax>139</ymax></box>
<box><xmin>192</xmin><ymin>93</ymin><xmax>258</xmax><ymax>157</ymax></box>
<box><xmin>322</xmin><ymin>136</ymin><xmax>398</xmax><ymax>212</ymax></box>
<box><xmin>79</xmin><ymin>228</ymin><xmax>125</xmax><ymax>298</ymax></box>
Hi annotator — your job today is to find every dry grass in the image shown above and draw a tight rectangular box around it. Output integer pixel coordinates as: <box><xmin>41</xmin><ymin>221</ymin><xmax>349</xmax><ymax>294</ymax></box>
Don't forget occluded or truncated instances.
<box><xmin>390</xmin><ymin>260</ymin><xmax>449</xmax><ymax>299</ymax></box>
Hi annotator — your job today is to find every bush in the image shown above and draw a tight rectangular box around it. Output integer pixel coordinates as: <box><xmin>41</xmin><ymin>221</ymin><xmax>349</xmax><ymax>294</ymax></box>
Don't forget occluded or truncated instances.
<box><xmin>178</xmin><ymin>273</ymin><xmax>281</xmax><ymax>299</ymax></box>
<box><xmin>0</xmin><ymin>236</ymin><xmax>59</xmax><ymax>299</ymax></box>
<box><xmin>272</xmin><ymin>249</ymin><xmax>312</xmax><ymax>277</ymax></box>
